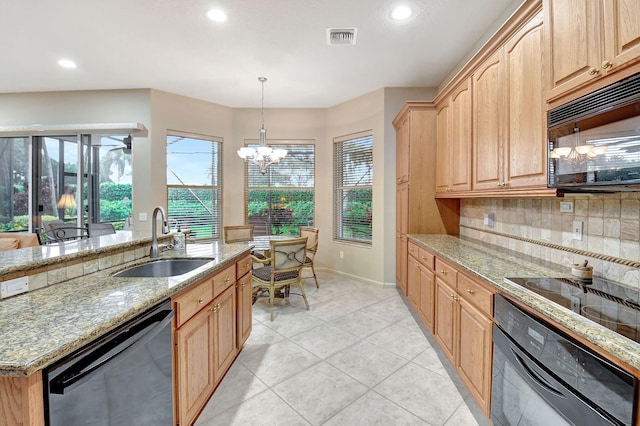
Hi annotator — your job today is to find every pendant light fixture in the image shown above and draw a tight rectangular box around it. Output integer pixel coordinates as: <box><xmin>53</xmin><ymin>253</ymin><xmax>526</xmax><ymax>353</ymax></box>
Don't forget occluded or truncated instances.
<box><xmin>237</xmin><ymin>77</ymin><xmax>287</xmax><ymax>174</ymax></box>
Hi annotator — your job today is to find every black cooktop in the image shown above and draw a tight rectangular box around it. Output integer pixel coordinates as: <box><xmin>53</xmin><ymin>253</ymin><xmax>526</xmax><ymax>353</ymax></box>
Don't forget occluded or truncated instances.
<box><xmin>505</xmin><ymin>277</ymin><xmax>640</xmax><ymax>344</ymax></box>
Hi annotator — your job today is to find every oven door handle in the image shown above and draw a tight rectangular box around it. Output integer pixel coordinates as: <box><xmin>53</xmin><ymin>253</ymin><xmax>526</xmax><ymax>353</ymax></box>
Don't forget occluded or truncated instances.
<box><xmin>49</xmin><ymin>309</ymin><xmax>174</xmax><ymax>395</ymax></box>
<box><xmin>511</xmin><ymin>349</ymin><xmax>565</xmax><ymax>398</ymax></box>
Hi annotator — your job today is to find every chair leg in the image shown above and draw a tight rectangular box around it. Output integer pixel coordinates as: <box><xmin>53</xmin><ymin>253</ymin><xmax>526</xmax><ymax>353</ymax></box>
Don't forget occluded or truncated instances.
<box><xmin>311</xmin><ymin>263</ymin><xmax>319</xmax><ymax>288</ymax></box>
<box><xmin>269</xmin><ymin>286</ymin><xmax>275</xmax><ymax>321</ymax></box>
<box><xmin>297</xmin><ymin>280</ymin><xmax>309</xmax><ymax>310</ymax></box>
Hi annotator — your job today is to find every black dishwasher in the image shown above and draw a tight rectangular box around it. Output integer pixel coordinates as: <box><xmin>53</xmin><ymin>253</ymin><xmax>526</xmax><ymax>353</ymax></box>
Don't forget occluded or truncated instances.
<box><xmin>43</xmin><ymin>299</ymin><xmax>174</xmax><ymax>426</ymax></box>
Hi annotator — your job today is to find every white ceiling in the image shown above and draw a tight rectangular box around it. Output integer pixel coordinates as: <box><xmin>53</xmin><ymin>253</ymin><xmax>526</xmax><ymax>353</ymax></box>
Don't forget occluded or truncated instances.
<box><xmin>0</xmin><ymin>0</ymin><xmax>520</xmax><ymax>108</ymax></box>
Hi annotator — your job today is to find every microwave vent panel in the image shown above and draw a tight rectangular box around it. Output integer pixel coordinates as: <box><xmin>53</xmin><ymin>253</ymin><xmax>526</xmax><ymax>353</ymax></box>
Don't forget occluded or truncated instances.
<box><xmin>549</xmin><ymin>72</ymin><xmax>640</xmax><ymax>126</ymax></box>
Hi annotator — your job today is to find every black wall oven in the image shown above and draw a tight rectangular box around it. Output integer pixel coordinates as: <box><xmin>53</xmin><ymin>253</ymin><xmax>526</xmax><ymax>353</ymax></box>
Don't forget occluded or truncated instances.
<box><xmin>492</xmin><ymin>294</ymin><xmax>636</xmax><ymax>425</ymax></box>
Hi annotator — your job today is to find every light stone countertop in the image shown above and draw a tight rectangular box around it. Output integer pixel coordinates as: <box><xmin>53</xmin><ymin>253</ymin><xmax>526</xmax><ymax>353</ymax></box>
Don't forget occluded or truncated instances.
<box><xmin>0</xmin><ymin>238</ymin><xmax>253</xmax><ymax>377</ymax></box>
<box><xmin>409</xmin><ymin>234</ymin><xmax>640</xmax><ymax>373</ymax></box>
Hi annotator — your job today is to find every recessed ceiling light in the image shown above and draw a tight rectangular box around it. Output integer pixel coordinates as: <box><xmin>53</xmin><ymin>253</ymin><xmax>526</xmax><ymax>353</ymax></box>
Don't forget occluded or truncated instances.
<box><xmin>391</xmin><ymin>6</ymin><xmax>412</xmax><ymax>20</ymax></box>
<box><xmin>58</xmin><ymin>59</ymin><xmax>77</xmax><ymax>69</ymax></box>
<box><xmin>207</xmin><ymin>9</ymin><xmax>227</xmax><ymax>22</ymax></box>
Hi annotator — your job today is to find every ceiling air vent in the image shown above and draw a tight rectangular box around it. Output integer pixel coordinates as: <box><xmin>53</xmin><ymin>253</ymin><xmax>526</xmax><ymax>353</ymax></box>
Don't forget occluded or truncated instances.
<box><xmin>327</xmin><ymin>28</ymin><xmax>358</xmax><ymax>45</ymax></box>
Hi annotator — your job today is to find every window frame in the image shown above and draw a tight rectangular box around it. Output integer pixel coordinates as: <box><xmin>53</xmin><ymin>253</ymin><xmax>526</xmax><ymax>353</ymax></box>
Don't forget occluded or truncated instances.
<box><xmin>166</xmin><ymin>130</ymin><xmax>223</xmax><ymax>240</ymax></box>
<box><xmin>243</xmin><ymin>140</ymin><xmax>315</xmax><ymax>236</ymax></box>
<box><xmin>333</xmin><ymin>130</ymin><xmax>373</xmax><ymax>245</ymax></box>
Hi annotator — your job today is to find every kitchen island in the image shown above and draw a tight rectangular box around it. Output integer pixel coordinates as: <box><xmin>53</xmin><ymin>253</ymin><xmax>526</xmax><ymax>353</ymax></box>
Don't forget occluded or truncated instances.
<box><xmin>0</xmin><ymin>232</ymin><xmax>254</xmax><ymax>425</ymax></box>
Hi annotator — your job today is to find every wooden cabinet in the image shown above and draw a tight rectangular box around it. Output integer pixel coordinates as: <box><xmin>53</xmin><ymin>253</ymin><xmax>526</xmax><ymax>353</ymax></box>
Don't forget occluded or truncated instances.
<box><xmin>473</xmin><ymin>12</ymin><xmax>547</xmax><ymax>192</ymax></box>
<box><xmin>213</xmin><ymin>285</ymin><xmax>237</xmax><ymax>382</ymax></box>
<box><xmin>408</xmin><ymin>241</ymin><xmax>435</xmax><ymax>332</ymax></box>
<box><xmin>544</xmin><ymin>0</ymin><xmax>640</xmax><ymax>102</ymax></box>
<box><xmin>394</xmin><ymin>103</ymin><xmax>460</xmax><ymax>294</ymax></box>
<box><xmin>175</xmin><ymin>298</ymin><xmax>216</xmax><ymax>426</ymax></box>
<box><xmin>433</xmin><ymin>257</ymin><xmax>494</xmax><ymax>417</ymax></box>
<box><xmin>396</xmin><ymin>183</ymin><xmax>409</xmax><ymax>294</ymax></box>
<box><xmin>173</xmin><ymin>258</ymin><xmax>248</xmax><ymax>426</ymax></box>
<box><xmin>236</xmin><ymin>255</ymin><xmax>252</xmax><ymax>349</ymax></box>
<box><xmin>436</xmin><ymin>80</ymin><xmax>472</xmax><ymax>195</ymax></box>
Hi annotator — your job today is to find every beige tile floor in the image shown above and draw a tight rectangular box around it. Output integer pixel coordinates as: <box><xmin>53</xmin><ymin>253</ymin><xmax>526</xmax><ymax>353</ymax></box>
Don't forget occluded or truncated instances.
<box><xmin>195</xmin><ymin>270</ymin><xmax>490</xmax><ymax>426</ymax></box>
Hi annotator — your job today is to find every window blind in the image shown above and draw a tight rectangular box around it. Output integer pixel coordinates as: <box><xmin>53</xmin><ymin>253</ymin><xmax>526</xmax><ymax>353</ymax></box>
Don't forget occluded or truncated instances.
<box><xmin>333</xmin><ymin>132</ymin><xmax>373</xmax><ymax>244</ymax></box>
<box><xmin>166</xmin><ymin>132</ymin><xmax>222</xmax><ymax>240</ymax></box>
<box><xmin>245</xmin><ymin>142</ymin><xmax>315</xmax><ymax>236</ymax></box>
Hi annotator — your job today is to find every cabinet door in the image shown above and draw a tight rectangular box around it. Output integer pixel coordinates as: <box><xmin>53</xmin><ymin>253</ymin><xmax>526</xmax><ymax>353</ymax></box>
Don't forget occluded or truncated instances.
<box><xmin>407</xmin><ymin>257</ymin><xmax>421</xmax><ymax>309</ymax></box>
<box><xmin>544</xmin><ymin>0</ymin><xmax>600</xmax><ymax>99</ymax></box>
<box><xmin>396</xmin><ymin>114</ymin><xmax>410</xmax><ymax>184</ymax></box>
<box><xmin>214</xmin><ymin>285</ymin><xmax>237</xmax><ymax>382</ymax></box>
<box><xmin>449</xmin><ymin>80</ymin><xmax>472</xmax><ymax>192</ymax></box>
<box><xmin>418</xmin><ymin>265</ymin><xmax>435</xmax><ymax>333</ymax></box>
<box><xmin>602</xmin><ymin>0</ymin><xmax>640</xmax><ymax>74</ymax></box>
<box><xmin>505</xmin><ymin>12</ymin><xmax>547</xmax><ymax>189</ymax></box>
<box><xmin>434</xmin><ymin>278</ymin><xmax>457</xmax><ymax>364</ymax></box>
<box><xmin>175</xmin><ymin>306</ymin><xmax>215</xmax><ymax>426</ymax></box>
<box><xmin>457</xmin><ymin>297</ymin><xmax>493</xmax><ymax>417</ymax></box>
<box><xmin>396</xmin><ymin>184</ymin><xmax>409</xmax><ymax>294</ymax></box>
<box><xmin>473</xmin><ymin>49</ymin><xmax>504</xmax><ymax>191</ymax></box>
<box><xmin>236</xmin><ymin>273</ymin><xmax>252</xmax><ymax>349</ymax></box>
<box><xmin>435</xmin><ymin>101</ymin><xmax>451</xmax><ymax>194</ymax></box>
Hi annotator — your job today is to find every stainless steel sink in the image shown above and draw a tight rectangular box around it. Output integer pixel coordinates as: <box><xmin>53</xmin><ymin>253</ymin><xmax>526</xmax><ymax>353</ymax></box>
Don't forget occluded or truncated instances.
<box><xmin>113</xmin><ymin>259</ymin><xmax>214</xmax><ymax>278</ymax></box>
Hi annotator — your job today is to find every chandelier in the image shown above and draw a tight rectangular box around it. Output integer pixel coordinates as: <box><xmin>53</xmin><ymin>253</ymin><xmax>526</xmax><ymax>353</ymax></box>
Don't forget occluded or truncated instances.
<box><xmin>237</xmin><ymin>77</ymin><xmax>287</xmax><ymax>174</ymax></box>
<box><xmin>550</xmin><ymin>125</ymin><xmax>608</xmax><ymax>166</ymax></box>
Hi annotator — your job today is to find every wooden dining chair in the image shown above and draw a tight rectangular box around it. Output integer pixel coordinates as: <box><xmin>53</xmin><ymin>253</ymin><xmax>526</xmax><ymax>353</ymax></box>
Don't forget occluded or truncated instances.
<box><xmin>223</xmin><ymin>225</ymin><xmax>254</xmax><ymax>243</ymax></box>
<box><xmin>299</xmin><ymin>226</ymin><xmax>319</xmax><ymax>288</ymax></box>
<box><xmin>251</xmin><ymin>237</ymin><xmax>309</xmax><ymax>320</ymax></box>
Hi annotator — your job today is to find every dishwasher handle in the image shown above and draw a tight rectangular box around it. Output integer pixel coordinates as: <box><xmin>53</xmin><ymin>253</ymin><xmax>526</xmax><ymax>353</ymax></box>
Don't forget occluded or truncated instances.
<box><xmin>49</xmin><ymin>308</ymin><xmax>174</xmax><ymax>395</ymax></box>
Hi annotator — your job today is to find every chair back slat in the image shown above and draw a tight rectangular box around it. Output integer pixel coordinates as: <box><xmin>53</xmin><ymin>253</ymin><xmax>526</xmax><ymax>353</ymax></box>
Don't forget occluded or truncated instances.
<box><xmin>299</xmin><ymin>227</ymin><xmax>319</xmax><ymax>252</ymax></box>
<box><xmin>224</xmin><ymin>225</ymin><xmax>254</xmax><ymax>243</ymax></box>
<box><xmin>270</xmin><ymin>237</ymin><xmax>307</xmax><ymax>272</ymax></box>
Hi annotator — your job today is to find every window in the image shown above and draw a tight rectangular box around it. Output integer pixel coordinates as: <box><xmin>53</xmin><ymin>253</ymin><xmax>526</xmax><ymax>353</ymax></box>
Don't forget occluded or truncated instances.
<box><xmin>333</xmin><ymin>132</ymin><xmax>373</xmax><ymax>244</ymax></box>
<box><xmin>0</xmin><ymin>134</ymin><xmax>133</xmax><ymax>233</ymax></box>
<box><xmin>245</xmin><ymin>142</ymin><xmax>314</xmax><ymax>236</ymax></box>
<box><xmin>166</xmin><ymin>133</ymin><xmax>222</xmax><ymax>240</ymax></box>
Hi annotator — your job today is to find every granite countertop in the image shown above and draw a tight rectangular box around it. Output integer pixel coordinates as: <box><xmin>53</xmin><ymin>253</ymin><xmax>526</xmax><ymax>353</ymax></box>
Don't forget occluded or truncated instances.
<box><xmin>409</xmin><ymin>234</ymin><xmax>640</xmax><ymax>373</ymax></box>
<box><xmin>0</xmin><ymin>240</ymin><xmax>253</xmax><ymax>377</ymax></box>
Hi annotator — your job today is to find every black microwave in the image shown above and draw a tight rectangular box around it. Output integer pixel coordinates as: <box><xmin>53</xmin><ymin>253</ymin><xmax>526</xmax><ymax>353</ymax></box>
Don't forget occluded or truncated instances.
<box><xmin>548</xmin><ymin>72</ymin><xmax>640</xmax><ymax>194</ymax></box>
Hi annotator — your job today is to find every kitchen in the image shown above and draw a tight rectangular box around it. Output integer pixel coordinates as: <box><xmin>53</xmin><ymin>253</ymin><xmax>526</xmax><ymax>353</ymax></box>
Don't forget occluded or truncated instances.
<box><xmin>2</xmin><ymin>0</ymin><xmax>640</xmax><ymax>424</ymax></box>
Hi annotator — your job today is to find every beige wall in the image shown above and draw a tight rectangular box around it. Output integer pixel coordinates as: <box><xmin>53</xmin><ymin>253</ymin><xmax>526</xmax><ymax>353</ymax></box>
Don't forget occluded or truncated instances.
<box><xmin>0</xmin><ymin>86</ymin><xmax>436</xmax><ymax>286</ymax></box>
<box><xmin>460</xmin><ymin>194</ymin><xmax>640</xmax><ymax>288</ymax></box>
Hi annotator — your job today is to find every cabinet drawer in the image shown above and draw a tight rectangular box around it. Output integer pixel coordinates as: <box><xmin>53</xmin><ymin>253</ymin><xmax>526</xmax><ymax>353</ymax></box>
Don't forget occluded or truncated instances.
<box><xmin>174</xmin><ymin>279</ymin><xmax>213</xmax><ymax>327</ymax></box>
<box><xmin>236</xmin><ymin>255</ymin><xmax>252</xmax><ymax>279</ymax></box>
<box><xmin>457</xmin><ymin>273</ymin><xmax>493</xmax><ymax>317</ymax></box>
<box><xmin>408</xmin><ymin>242</ymin><xmax>435</xmax><ymax>270</ymax></box>
<box><xmin>408</xmin><ymin>241</ymin><xmax>420</xmax><ymax>259</ymax></box>
<box><xmin>435</xmin><ymin>258</ymin><xmax>457</xmax><ymax>287</ymax></box>
<box><xmin>213</xmin><ymin>264</ymin><xmax>236</xmax><ymax>297</ymax></box>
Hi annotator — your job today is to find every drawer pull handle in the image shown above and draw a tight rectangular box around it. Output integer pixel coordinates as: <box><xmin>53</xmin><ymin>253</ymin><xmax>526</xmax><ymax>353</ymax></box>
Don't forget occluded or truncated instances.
<box><xmin>225</xmin><ymin>277</ymin><xmax>230</xmax><ymax>283</ymax></box>
<box><xmin>212</xmin><ymin>305</ymin><xmax>218</xmax><ymax>313</ymax></box>
<box><xmin>602</xmin><ymin>60</ymin><xmax>612</xmax><ymax>69</ymax></box>
<box><xmin>198</xmin><ymin>297</ymin><xmax>204</xmax><ymax>304</ymax></box>
<box><xmin>440</xmin><ymin>270</ymin><xmax>447</xmax><ymax>275</ymax></box>
<box><xmin>450</xmin><ymin>294</ymin><xmax>459</xmax><ymax>302</ymax></box>
<box><xmin>466</xmin><ymin>289</ymin><xmax>475</xmax><ymax>295</ymax></box>
<box><xmin>588</xmin><ymin>67</ymin><xmax>599</xmax><ymax>75</ymax></box>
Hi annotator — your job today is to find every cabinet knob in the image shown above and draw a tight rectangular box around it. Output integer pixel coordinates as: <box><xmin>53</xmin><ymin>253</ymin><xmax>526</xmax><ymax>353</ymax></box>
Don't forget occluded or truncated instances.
<box><xmin>466</xmin><ymin>289</ymin><xmax>475</xmax><ymax>295</ymax></box>
<box><xmin>449</xmin><ymin>294</ymin><xmax>459</xmax><ymax>302</ymax></box>
<box><xmin>212</xmin><ymin>305</ymin><xmax>218</xmax><ymax>313</ymax></box>
<box><xmin>198</xmin><ymin>297</ymin><xmax>204</xmax><ymax>304</ymax></box>
<box><xmin>602</xmin><ymin>60</ymin><xmax>612</xmax><ymax>69</ymax></box>
<box><xmin>440</xmin><ymin>270</ymin><xmax>447</xmax><ymax>275</ymax></box>
<box><xmin>588</xmin><ymin>67</ymin><xmax>599</xmax><ymax>75</ymax></box>
<box><xmin>225</xmin><ymin>277</ymin><xmax>230</xmax><ymax>283</ymax></box>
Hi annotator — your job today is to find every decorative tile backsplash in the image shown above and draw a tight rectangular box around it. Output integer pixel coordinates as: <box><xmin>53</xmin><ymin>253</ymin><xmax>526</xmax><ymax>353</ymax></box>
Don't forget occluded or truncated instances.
<box><xmin>460</xmin><ymin>193</ymin><xmax>640</xmax><ymax>289</ymax></box>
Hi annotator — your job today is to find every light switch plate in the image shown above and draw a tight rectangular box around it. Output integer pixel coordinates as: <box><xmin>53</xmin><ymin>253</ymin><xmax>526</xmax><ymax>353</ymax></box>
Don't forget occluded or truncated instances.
<box><xmin>1</xmin><ymin>276</ymin><xmax>29</xmax><ymax>299</ymax></box>
<box><xmin>139</xmin><ymin>212</ymin><xmax>147</xmax><ymax>221</ymax></box>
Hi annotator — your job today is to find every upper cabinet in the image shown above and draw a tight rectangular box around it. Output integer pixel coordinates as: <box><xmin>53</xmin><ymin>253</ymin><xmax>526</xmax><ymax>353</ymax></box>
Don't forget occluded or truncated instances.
<box><xmin>472</xmin><ymin>11</ymin><xmax>548</xmax><ymax>194</ymax></box>
<box><xmin>436</xmin><ymin>79</ymin><xmax>472</xmax><ymax>195</ymax></box>
<box><xmin>544</xmin><ymin>0</ymin><xmax>640</xmax><ymax>102</ymax></box>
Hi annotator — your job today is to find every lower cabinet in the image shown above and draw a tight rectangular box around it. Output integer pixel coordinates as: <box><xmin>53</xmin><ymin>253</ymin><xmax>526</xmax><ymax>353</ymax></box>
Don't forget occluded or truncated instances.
<box><xmin>407</xmin><ymin>242</ymin><xmax>435</xmax><ymax>332</ymax></box>
<box><xmin>236</xmin><ymin>256</ymin><xmax>253</xmax><ymax>349</ymax></box>
<box><xmin>428</xmin><ymin>254</ymin><xmax>494</xmax><ymax>417</ymax></box>
<box><xmin>174</xmin><ymin>256</ymin><xmax>251</xmax><ymax>426</ymax></box>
